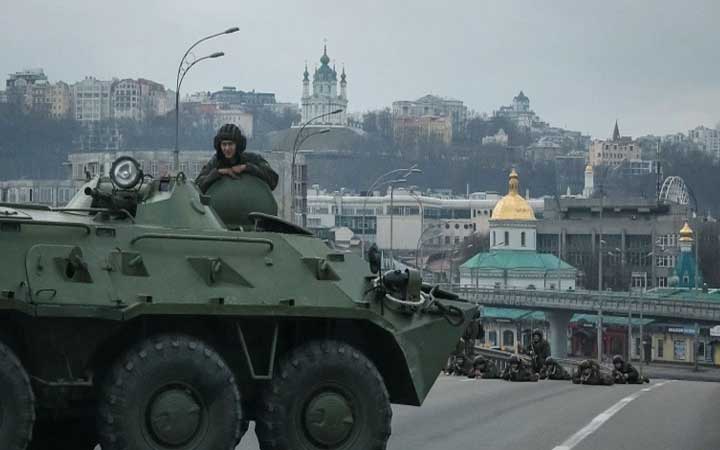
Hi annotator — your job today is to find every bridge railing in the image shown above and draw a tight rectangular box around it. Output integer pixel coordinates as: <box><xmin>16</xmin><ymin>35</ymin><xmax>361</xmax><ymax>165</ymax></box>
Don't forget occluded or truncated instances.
<box><xmin>448</xmin><ymin>285</ymin><xmax>720</xmax><ymax>321</ymax></box>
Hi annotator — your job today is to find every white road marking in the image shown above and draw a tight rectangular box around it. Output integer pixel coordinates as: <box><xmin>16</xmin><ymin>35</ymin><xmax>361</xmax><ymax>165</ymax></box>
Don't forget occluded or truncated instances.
<box><xmin>551</xmin><ymin>381</ymin><xmax>671</xmax><ymax>450</ymax></box>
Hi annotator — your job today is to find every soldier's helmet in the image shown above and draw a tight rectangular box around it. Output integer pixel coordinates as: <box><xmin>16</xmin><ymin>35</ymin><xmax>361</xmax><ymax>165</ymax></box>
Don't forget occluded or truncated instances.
<box><xmin>509</xmin><ymin>355</ymin><xmax>520</xmax><ymax>365</ymax></box>
<box><xmin>532</xmin><ymin>328</ymin><xmax>543</xmax><ymax>339</ymax></box>
<box><xmin>612</xmin><ymin>354</ymin><xmax>624</xmax><ymax>366</ymax></box>
<box><xmin>544</xmin><ymin>356</ymin><xmax>555</xmax><ymax>365</ymax></box>
<box><xmin>473</xmin><ymin>355</ymin><xmax>486</xmax><ymax>367</ymax></box>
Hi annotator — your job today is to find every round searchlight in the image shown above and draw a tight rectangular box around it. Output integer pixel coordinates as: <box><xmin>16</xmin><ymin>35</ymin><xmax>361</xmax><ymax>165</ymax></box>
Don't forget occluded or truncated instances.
<box><xmin>110</xmin><ymin>156</ymin><xmax>143</xmax><ymax>190</ymax></box>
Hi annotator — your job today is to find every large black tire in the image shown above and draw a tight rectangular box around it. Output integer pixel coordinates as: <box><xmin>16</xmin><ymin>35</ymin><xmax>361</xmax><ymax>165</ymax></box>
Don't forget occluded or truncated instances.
<box><xmin>28</xmin><ymin>419</ymin><xmax>98</xmax><ymax>450</ymax></box>
<box><xmin>97</xmin><ymin>334</ymin><xmax>243</xmax><ymax>450</ymax></box>
<box><xmin>256</xmin><ymin>340</ymin><xmax>392</xmax><ymax>450</ymax></box>
<box><xmin>0</xmin><ymin>340</ymin><xmax>35</xmax><ymax>450</ymax></box>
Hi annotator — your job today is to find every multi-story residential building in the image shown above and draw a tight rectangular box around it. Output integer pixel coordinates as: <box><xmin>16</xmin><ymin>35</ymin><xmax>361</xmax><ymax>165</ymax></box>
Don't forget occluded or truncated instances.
<box><xmin>392</xmin><ymin>115</ymin><xmax>453</xmax><ymax>146</ymax></box>
<box><xmin>588</xmin><ymin>121</ymin><xmax>642</xmax><ymax>167</ymax></box>
<box><xmin>300</xmin><ymin>45</ymin><xmax>348</xmax><ymax>126</ymax></box>
<box><xmin>392</xmin><ymin>94</ymin><xmax>467</xmax><ymax>140</ymax></box>
<box><xmin>494</xmin><ymin>91</ymin><xmax>547</xmax><ymax>130</ymax></box>
<box><xmin>688</xmin><ymin>125</ymin><xmax>720</xmax><ymax>160</ymax></box>
<box><xmin>48</xmin><ymin>82</ymin><xmax>72</xmax><ymax>119</ymax></box>
<box><xmin>0</xmin><ymin>90</ymin><xmax>7</xmax><ymax>103</ymax></box>
<box><xmin>73</xmin><ymin>77</ymin><xmax>113</xmax><ymax>122</ymax></box>
<box><xmin>112</xmin><ymin>79</ymin><xmax>142</xmax><ymax>120</ymax></box>
<box><xmin>209</xmin><ymin>86</ymin><xmax>276</xmax><ymax>107</ymax></box>
<box><xmin>5</xmin><ymin>69</ymin><xmax>48</xmax><ymax>111</ymax></box>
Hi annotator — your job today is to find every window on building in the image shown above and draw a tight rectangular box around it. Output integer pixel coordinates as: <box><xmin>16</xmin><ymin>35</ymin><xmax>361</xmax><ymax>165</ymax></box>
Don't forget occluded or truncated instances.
<box><xmin>445</xmin><ymin>236</ymin><xmax>450</xmax><ymax>245</ymax></box>
<box><xmin>657</xmin><ymin>277</ymin><xmax>668</xmax><ymax>288</ymax></box>
<box><xmin>673</xmin><ymin>340</ymin><xmax>686</xmax><ymax>361</ymax></box>
<box><xmin>503</xmin><ymin>330</ymin><xmax>514</xmax><ymax>348</ymax></box>
<box><xmin>504</xmin><ymin>231</ymin><xmax>509</xmax><ymax>246</ymax></box>
<box><xmin>488</xmin><ymin>331</ymin><xmax>498</xmax><ymax>346</ymax></box>
<box><xmin>698</xmin><ymin>342</ymin><xmax>706</xmax><ymax>360</ymax></box>
<box><xmin>521</xmin><ymin>232</ymin><xmax>526</xmax><ymax>247</ymax></box>
<box><xmin>657</xmin><ymin>339</ymin><xmax>664</xmax><ymax>358</ymax></box>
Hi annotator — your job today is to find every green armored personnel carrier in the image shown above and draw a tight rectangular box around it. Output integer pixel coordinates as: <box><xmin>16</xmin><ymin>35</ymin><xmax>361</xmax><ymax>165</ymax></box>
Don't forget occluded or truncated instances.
<box><xmin>0</xmin><ymin>156</ymin><xmax>475</xmax><ymax>450</ymax></box>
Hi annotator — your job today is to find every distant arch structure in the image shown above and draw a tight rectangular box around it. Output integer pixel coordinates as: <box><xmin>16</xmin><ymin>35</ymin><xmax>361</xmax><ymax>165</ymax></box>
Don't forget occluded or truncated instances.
<box><xmin>659</xmin><ymin>176</ymin><xmax>689</xmax><ymax>205</ymax></box>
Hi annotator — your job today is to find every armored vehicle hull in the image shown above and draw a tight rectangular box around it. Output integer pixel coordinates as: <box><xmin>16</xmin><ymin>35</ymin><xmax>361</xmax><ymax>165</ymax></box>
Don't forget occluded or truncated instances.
<box><xmin>0</xmin><ymin>164</ymin><xmax>475</xmax><ymax>450</ymax></box>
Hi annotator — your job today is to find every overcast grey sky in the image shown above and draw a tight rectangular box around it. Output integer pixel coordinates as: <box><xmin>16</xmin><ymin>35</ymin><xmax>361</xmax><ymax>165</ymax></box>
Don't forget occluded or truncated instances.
<box><xmin>2</xmin><ymin>0</ymin><xmax>718</xmax><ymax>137</ymax></box>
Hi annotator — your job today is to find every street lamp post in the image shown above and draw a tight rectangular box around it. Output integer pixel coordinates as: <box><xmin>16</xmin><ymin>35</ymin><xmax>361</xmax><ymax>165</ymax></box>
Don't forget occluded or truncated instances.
<box><xmin>360</xmin><ymin>166</ymin><xmax>421</xmax><ymax>256</ymax></box>
<box><xmin>292</xmin><ymin>128</ymin><xmax>330</xmax><ymax>226</ymax></box>
<box><xmin>174</xmin><ymin>27</ymin><xmax>238</xmax><ymax>171</ymax></box>
<box><xmin>291</xmin><ymin>110</ymin><xmax>343</xmax><ymax>225</ymax></box>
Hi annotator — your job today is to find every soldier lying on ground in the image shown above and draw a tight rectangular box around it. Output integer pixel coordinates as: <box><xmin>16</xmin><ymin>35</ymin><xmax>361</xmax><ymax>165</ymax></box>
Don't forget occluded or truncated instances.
<box><xmin>541</xmin><ymin>356</ymin><xmax>573</xmax><ymax>380</ymax></box>
<box><xmin>501</xmin><ymin>355</ymin><xmax>539</xmax><ymax>382</ymax></box>
<box><xmin>444</xmin><ymin>339</ymin><xmax>473</xmax><ymax>376</ymax></box>
<box><xmin>612</xmin><ymin>355</ymin><xmax>650</xmax><ymax>384</ymax></box>
<box><xmin>572</xmin><ymin>359</ymin><xmax>614</xmax><ymax>385</ymax></box>
<box><xmin>469</xmin><ymin>355</ymin><xmax>501</xmax><ymax>379</ymax></box>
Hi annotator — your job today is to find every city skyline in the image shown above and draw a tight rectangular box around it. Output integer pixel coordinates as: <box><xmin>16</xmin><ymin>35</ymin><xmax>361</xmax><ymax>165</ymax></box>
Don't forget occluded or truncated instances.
<box><xmin>2</xmin><ymin>0</ymin><xmax>719</xmax><ymax>138</ymax></box>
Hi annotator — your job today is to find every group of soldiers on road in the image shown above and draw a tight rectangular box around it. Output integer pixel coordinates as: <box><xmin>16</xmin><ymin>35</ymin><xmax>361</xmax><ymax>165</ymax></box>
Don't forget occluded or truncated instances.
<box><xmin>446</xmin><ymin>325</ymin><xmax>649</xmax><ymax>386</ymax></box>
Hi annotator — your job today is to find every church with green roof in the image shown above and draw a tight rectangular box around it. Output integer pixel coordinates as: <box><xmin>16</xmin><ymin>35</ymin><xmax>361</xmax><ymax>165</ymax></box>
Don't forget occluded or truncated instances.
<box><xmin>460</xmin><ymin>169</ymin><xmax>577</xmax><ymax>290</ymax></box>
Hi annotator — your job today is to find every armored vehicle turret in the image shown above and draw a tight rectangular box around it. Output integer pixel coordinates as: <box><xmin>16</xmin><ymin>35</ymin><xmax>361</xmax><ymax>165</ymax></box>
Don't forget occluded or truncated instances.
<box><xmin>0</xmin><ymin>157</ymin><xmax>475</xmax><ymax>450</ymax></box>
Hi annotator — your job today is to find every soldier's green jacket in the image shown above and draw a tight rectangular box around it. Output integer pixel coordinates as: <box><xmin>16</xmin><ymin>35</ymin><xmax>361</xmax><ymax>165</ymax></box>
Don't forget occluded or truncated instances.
<box><xmin>196</xmin><ymin>152</ymin><xmax>279</xmax><ymax>193</ymax></box>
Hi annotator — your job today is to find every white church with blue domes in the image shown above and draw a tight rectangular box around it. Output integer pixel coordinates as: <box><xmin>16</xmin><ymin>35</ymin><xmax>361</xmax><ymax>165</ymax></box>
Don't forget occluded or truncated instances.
<box><xmin>300</xmin><ymin>45</ymin><xmax>348</xmax><ymax>126</ymax></box>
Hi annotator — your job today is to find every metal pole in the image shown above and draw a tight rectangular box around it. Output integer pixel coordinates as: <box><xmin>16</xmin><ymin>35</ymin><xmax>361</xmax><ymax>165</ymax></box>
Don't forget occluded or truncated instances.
<box><xmin>639</xmin><ymin>289</ymin><xmax>645</xmax><ymax>374</ymax></box>
<box><xmin>628</xmin><ymin>307</ymin><xmax>633</xmax><ymax>361</ymax></box>
<box><xmin>599</xmin><ymin>194</ymin><xmax>604</xmax><ymax>291</ymax></box>
<box><xmin>597</xmin><ymin>307</ymin><xmax>603</xmax><ymax>363</ymax></box>
<box><xmin>291</xmin><ymin>110</ymin><xmax>343</xmax><ymax>224</ymax></box>
<box><xmin>694</xmin><ymin>322</ymin><xmax>700</xmax><ymax>372</ymax></box>
<box><xmin>389</xmin><ymin>183</ymin><xmax>394</xmax><ymax>263</ymax></box>
<box><xmin>174</xmin><ymin>27</ymin><xmax>238</xmax><ymax>171</ymax></box>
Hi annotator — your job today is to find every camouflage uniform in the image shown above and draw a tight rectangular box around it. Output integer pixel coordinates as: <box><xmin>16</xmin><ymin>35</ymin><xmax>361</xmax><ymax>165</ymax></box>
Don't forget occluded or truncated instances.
<box><xmin>612</xmin><ymin>355</ymin><xmax>649</xmax><ymax>384</ymax></box>
<box><xmin>527</xmin><ymin>329</ymin><xmax>551</xmax><ymax>375</ymax></box>
<box><xmin>195</xmin><ymin>124</ymin><xmax>279</xmax><ymax>193</ymax></box>
<box><xmin>470</xmin><ymin>355</ymin><xmax>501</xmax><ymax>379</ymax></box>
<box><xmin>572</xmin><ymin>359</ymin><xmax>614</xmax><ymax>385</ymax></box>
<box><xmin>542</xmin><ymin>357</ymin><xmax>572</xmax><ymax>380</ymax></box>
<box><xmin>502</xmin><ymin>355</ymin><xmax>539</xmax><ymax>382</ymax></box>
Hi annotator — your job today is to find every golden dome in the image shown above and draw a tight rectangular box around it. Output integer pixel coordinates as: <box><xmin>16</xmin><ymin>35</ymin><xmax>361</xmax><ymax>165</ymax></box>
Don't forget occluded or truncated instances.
<box><xmin>585</xmin><ymin>164</ymin><xmax>593</xmax><ymax>174</ymax></box>
<box><xmin>679</xmin><ymin>222</ymin><xmax>694</xmax><ymax>242</ymax></box>
<box><xmin>490</xmin><ymin>169</ymin><xmax>536</xmax><ymax>221</ymax></box>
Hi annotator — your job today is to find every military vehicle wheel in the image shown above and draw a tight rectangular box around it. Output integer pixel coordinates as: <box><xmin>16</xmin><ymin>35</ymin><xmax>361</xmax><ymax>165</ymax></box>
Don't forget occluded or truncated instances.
<box><xmin>256</xmin><ymin>340</ymin><xmax>391</xmax><ymax>450</ymax></box>
<box><xmin>0</xmin><ymin>341</ymin><xmax>35</xmax><ymax>450</ymax></box>
<box><xmin>28</xmin><ymin>419</ymin><xmax>98</xmax><ymax>450</ymax></box>
<box><xmin>98</xmin><ymin>334</ymin><xmax>243</xmax><ymax>450</ymax></box>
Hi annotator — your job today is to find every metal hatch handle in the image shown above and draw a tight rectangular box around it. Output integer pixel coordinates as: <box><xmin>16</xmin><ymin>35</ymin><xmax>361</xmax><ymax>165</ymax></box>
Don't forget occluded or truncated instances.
<box><xmin>130</xmin><ymin>233</ymin><xmax>274</xmax><ymax>251</ymax></box>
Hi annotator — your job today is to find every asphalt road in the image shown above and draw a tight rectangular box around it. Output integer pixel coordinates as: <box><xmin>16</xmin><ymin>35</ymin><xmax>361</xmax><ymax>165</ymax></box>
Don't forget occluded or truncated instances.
<box><xmin>236</xmin><ymin>375</ymin><xmax>720</xmax><ymax>450</ymax></box>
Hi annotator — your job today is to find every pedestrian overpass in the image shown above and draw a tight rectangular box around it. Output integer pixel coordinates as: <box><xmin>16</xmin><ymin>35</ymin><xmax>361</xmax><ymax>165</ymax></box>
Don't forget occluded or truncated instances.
<box><xmin>450</xmin><ymin>286</ymin><xmax>720</xmax><ymax>358</ymax></box>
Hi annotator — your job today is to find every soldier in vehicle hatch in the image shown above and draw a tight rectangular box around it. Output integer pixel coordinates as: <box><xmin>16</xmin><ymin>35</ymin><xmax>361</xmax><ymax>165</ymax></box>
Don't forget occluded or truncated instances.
<box><xmin>470</xmin><ymin>355</ymin><xmax>501</xmax><ymax>379</ymax></box>
<box><xmin>612</xmin><ymin>354</ymin><xmax>650</xmax><ymax>384</ymax></box>
<box><xmin>502</xmin><ymin>355</ymin><xmax>539</xmax><ymax>382</ymax></box>
<box><xmin>195</xmin><ymin>123</ymin><xmax>279</xmax><ymax>193</ymax></box>
<box><xmin>572</xmin><ymin>359</ymin><xmax>614</xmax><ymax>385</ymax></box>
<box><xmin>541</xmin><ymin>356</ymin><xmax>573</xmax><ymax>380</ymax></box>
<box><xmin>526</xmin><ymin>328</ymin><xmax>551</xmax><ymax>375</ymax></box>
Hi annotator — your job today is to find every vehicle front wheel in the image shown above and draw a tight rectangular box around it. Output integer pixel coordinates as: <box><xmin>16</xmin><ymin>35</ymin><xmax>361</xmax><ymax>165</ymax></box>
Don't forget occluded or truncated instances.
<box><xmin>98</xmin><ymin>334</ymin><xmax>243</xmax><ymax>450</ymax></box>
<box><xmin>0</xmin><ymin>340</ymin><xmax>35</xmax><ymax>450</ymax></box>
<box><xmin>256</xmin><ymin>340</ymin><xmax>392</xmax><ymax>450</ymax></box>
